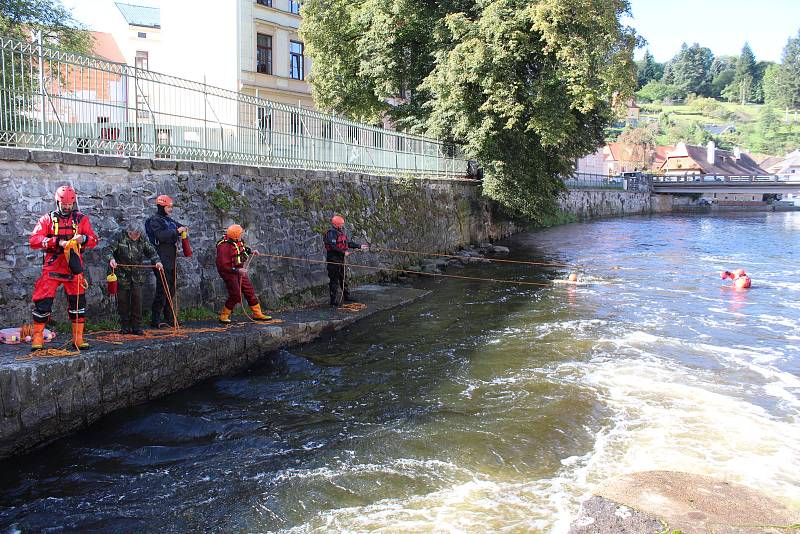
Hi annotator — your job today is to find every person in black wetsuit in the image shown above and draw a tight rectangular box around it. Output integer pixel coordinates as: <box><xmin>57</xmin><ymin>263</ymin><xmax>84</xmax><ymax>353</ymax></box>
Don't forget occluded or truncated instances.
<box><xmin>145</xmin><ymin>195</ymin><xmax>188</xmax><ymax>328</ymax></box>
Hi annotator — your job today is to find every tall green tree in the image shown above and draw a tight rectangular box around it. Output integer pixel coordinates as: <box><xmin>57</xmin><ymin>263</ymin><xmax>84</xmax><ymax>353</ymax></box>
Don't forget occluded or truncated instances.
<box><xmin>301</xmin><ymin>0</ymin><xmax>639</xmax><ymax>221</ymax></box>
<box><xmin>734</xmin><ymin>42</ymin><xmax>756</xmax><ymax>104</ymax></box>
<box><xmin>637</xmin><ymin>49</ymin><xmax>662</xmax><ymax>89</ymax></box>
<box><xmin>670</xmin><ymin>43</ymin><xmax>714</xmax><ymax>96</ymax></box>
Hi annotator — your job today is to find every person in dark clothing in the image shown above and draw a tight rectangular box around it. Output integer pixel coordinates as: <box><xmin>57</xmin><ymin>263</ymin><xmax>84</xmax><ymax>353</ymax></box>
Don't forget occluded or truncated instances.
<box><xmin>108</xmin><ymin>224</ymin><xmax>163</xmax><ymax>334</ymax></box>
<box><xmin>323</xmin><ymin>215</ymin><xmax>369</xmax><ymax>307</ymax></box>
<box><xmin>145</xmin><ymin>195</ymin><xmax>188</xmax><ymax>328</ymax></box>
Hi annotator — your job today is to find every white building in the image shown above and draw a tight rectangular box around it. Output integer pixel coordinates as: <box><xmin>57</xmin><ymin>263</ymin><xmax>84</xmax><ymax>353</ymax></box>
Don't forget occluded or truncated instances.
<box><xmin>110</xmin><ymin>1</ymin><xmax>313</xmax><ymax>109</ymax></box>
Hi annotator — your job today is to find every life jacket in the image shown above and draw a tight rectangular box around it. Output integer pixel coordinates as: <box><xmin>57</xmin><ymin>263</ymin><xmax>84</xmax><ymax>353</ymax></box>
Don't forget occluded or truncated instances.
<box><xmin>46</xmin><ymin>210</ymin><xmax>84</xmax><ymax>272</ymax></box>
<box><xmin>324</xmin><ymin>228</ymin><xmax>348</xmax><ymax>253</ymax></box>
<box><xmin>216</xmin><ymin>236</ymin><xmax>247</xmax><ymax>267</ymax></box>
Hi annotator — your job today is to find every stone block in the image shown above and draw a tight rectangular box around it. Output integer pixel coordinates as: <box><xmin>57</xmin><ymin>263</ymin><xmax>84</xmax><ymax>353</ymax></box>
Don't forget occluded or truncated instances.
<box><xmin>62</xmin><ymin>152</ymin><xmax>97</xmax><ymax>166</ymax></box>
<box><xmin>0</xmin><ymin>147</ymin><xmax>30</xmax><ymax>161</ymax></box>
<box><xmin>96</xmin><ymin>155</ymin><xmax>131</xmax><ymax>168</ymax></box>
<box><xmin>29</xmin><ymin>150</ymin><xmax>63</xmax><ymax>163</ymax></box>
<box><xmin>176</xmin><ymin>160</ymin><xmax>193</xmax><ymax>172</ymax></box>
<box><xmin>151</xmin><ymin>159</ymin><xmax>177</xmax><ymax>170</ymax></box>
<box><xmin>191</xmin><ymin>161</ymin><xmax>208</xmax><ymax>172</ymax></box>
<box><xmin>128</xmin><ymin>157</ymin><xmax>152</xmax><ymax>172</ymax></box>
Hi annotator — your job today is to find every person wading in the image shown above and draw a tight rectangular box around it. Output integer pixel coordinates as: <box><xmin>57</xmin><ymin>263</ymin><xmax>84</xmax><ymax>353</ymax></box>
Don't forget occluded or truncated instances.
<box><xmin>107</xmin><ymin>224</ymin><xmax>163</xmax><ymax>334</ymax></box>
<box><xmin>323</xmin><ymin>215</ymin><xmax>369</xmax><ymax>307</ymax></box>
<box><xmin>216</xmin><ymin>224</ymin><xmax>271</xmax><ymax>323</ymax></box>
<box><xmin>29</xmin><ymin>185</ymin><xmax>98</xmax><ymax>350</ymax></box>
<box><xmin>145</xmin><ymin>195</ymin><xmax>188</xmax><ymax>328</ymax></box>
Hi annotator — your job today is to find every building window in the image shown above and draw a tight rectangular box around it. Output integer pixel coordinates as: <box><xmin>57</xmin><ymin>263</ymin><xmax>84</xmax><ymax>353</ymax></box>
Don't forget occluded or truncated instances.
<box><xmin>290</xmin><ymin>41</ymin><xmax>304</xmax><ymax>80</ymax></box>
<box><xmin>257</xmin><ymin>34</ymin><xmax>273</xmax><ymax>75</ymax></box>
<box><xmin>256</xmin><ymin>0</ymin><xmax>272</xmax><ymax>6</ymax></box>
<box><xmin>289</xmin><ymin>0</ymin><xmax>300</xmax><ymax>14</ymax></box>
<box><xmin>137</xmin><ymin>32</ymin><xmax>147</xmax><ymax>38</ymax></box>
<box><xmin>135</xmin><ymin>50</ymin><xmax>149</xmax><ymax>70</ymax></box>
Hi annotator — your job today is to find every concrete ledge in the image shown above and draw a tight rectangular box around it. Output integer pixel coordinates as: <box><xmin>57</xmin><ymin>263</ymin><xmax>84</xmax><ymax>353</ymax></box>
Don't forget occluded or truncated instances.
<box><xmin>151</xmin><ymin>159</ymin><xmax>177</xmax><ymax>170</ymax></box>
<box><xmin>128</xmin><ymin>157</ymin><xmax>152</xmax><ymax>172</ymax></box>
<box><xmin>0</xmin><ymin>147</ymin><xmax>30</xmax><ymax>161</ymax></box>
<box><xmin>96</xmin><ymin>155</ymin><xmax>131</xmax><ymax>168</ymax></box>
<box><xmin>29</xmin><ymin>150</ymin><xmax>63</xmax><ymax>163</ymax></box>
<box><xmin>62</xmin><ymin>153</ymin><xmax>97</xmax><ymax>166</ymax></box>
<box><xmin>0</xmin><ymin>285</ymin><xmax>428</xmax><ymax>459</ymax></box>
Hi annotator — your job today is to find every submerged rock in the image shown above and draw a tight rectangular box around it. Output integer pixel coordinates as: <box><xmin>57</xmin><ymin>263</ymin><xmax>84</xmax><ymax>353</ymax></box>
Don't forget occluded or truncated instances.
<box><xmin>571</xmin><ymin>471</ymin><xmax>800</xmax><ymax>534</ymax></box>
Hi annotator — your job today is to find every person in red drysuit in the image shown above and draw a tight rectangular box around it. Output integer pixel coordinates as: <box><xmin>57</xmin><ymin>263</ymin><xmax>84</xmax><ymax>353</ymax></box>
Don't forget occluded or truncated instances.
<box><xmin>215</xmin><ymin>224</ymin><xmax>271</xmax><ymax>323</ymax></box>
<box><xmin>29</xmin><ymin>185</ymin><xmax>98</xmax><ymax>350</ymax></box>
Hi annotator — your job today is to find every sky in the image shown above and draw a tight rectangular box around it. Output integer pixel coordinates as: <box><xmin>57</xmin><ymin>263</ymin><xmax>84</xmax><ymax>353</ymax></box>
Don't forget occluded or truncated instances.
<box><xmin>64</xmin><ymin>0</ymin><xmax>799</xmax><ymax>64</ymax></box>
<box><xmin>627</xmin><ymin>0</ymin><xmax>800</xmax><ymax>63</ymax></box>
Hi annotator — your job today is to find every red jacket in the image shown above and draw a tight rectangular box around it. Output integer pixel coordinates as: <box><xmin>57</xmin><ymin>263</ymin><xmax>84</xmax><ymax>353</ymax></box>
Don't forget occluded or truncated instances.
<box><xmin>215</xmin><ymin>237</ymin><xmax>252</xmax><ymax>275</ymax></box>
<box><xmin>30</xmin><ymin>210</ymin><xmax>98</xmax><ymax>273</ymax></box>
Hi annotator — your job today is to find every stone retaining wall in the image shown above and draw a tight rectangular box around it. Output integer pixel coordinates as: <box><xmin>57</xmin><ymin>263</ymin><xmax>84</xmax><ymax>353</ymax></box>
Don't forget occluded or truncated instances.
<box><xmin>559</xmin><ymin>189</ymin><xmax>653</xmax><ymax>219</ymax></box>
<box><xmin>0</xmin><ymin>148</ymin><xmax>515</xmax><ymax>326</ymax></box>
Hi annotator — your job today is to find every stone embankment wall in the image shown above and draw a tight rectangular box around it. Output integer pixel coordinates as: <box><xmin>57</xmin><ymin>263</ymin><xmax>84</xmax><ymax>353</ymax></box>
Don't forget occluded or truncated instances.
<box><xmin>559</xmin><ymin>189</ymin><xmax>653</xmax><ymax>219</ymax></box>
<box><xmin>0</xmin><ymin>148</ymin><xmax>516</xmax><ymax>325</ymax></box>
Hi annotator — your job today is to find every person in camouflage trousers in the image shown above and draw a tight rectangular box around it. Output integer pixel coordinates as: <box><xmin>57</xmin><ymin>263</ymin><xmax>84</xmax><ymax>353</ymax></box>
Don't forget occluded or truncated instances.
<box><xmin>107</xmin><ymin>224</ymin><xmax>163</xmax><ymax>334</ymax></box>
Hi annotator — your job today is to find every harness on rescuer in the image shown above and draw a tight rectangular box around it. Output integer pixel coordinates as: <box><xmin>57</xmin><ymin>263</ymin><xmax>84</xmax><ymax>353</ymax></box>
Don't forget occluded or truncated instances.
<box><xmin>48</xmin><ymin>211</ymin><xmax>85</xmax><ymax>274</ymax></box>
<box><xmin>216</xmin><ymin>237</ymin><xmax>247</xmax><ymax>266</ymax></box>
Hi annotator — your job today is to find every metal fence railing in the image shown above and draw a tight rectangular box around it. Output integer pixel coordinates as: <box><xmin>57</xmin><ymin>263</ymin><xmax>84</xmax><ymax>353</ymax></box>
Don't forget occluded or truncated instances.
<box><xmin>563</xmin><ymin>173</ymin><xmax>625</xmax><ymax>190</ymax></box>
<box><xmin>0</xmin><ymin>34</ymin><xmax>468</xmax><ymax>178</ymax></box>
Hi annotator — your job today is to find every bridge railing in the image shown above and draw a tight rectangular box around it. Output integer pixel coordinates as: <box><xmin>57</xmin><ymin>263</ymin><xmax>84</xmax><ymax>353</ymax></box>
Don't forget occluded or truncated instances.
<box><xmin>0</xmin><ymin>34</ymin><xmax>469</xmax><ymax>178</ymax></box>
<box><xmin>652</xmin><ymin>174</ymin><xmax>800</xmax><ymax>184</ymax></box>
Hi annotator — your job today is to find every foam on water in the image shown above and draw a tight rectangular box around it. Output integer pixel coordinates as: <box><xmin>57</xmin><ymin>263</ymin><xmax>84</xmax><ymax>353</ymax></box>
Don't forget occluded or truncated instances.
<box><xmin>571</xmin><ymin>356</ymin><xmax>800</xmax><ymax>510</ymax></box>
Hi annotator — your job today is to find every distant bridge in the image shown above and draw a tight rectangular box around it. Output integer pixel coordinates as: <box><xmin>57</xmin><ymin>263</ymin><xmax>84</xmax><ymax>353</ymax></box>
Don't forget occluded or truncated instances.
<box><xmin>650</xmin><ymin>175</ymin><xmax>800</xmax><ymax>194</ymax></box>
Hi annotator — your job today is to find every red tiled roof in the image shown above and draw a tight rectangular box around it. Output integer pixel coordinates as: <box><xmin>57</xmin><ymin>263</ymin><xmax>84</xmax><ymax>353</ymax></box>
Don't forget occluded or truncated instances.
<box><xmin>90</xmin><ymin>31</ymin><xmax>125</xmax><ymax>63</ymax></box>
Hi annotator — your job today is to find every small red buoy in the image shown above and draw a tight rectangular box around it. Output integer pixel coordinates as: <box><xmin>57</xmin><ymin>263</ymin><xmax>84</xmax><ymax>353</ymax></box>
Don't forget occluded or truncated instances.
<box><xmin>734</xmin><ymin>268</ymin><xmax>747</xmax><ymax>278</ymax></box>
<box><xmin>734</xmin><ymin>275</ymin><xmax>751</xmax><ymax>289</ymax></box>
<box><xmin>568</xmin><ymin>273</ymin><xmax>578</xmax><ymax>282</ymax></box>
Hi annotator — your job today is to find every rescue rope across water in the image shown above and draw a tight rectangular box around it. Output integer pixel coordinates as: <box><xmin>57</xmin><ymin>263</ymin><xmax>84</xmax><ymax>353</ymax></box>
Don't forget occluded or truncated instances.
<box><xmin>252</xmin><ymin>252</ymin><xmax>553</xmax><ymax>287</ymax></box>
<box><xmin>369</xmin><ymin>246</ymin><xmax>575</xmax><ymax>268</ymax></box>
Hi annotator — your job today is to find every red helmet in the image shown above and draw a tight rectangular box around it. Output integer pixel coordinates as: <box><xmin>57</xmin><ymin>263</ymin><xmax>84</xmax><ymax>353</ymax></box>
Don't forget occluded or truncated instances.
<box><xmin>156</xmin><ymin>195</ymin><xmax>173</xmax><ymax>207</ymax></box>
<box><xmin>226</xmin><ymin>224</ymin><xmax>243</xmax><ymax>240</ymax></box>
<box><xmin>331</xmin><ymin>215</ymin><xmax>345</xmax><ymax>227</ymax></box>
<box><xmin>55</xmin><ymin>185</ymin><xmax>76</xmax><ymax>204</ymax></box>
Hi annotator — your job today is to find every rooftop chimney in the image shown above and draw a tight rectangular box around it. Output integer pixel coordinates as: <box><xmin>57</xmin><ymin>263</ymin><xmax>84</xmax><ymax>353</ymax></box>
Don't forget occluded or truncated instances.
<box><xmin>733</xmin><ymin>146</ymin><xmax>741</xmax><ymax>160</ymax></box>
<box><xmin>706</xmin><ymin>141</ymin><xmax>716</xmax><ymax>165</ymax></box>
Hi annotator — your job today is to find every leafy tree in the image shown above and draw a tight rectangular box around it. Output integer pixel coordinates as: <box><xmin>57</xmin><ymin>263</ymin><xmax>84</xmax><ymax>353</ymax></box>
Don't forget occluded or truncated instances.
<box><xmin>710</xmin><ymin>55</ymin><xmax>736</xmax><ymax>77</ymax></box>
<box><xmin>637</xmin><ymin>50</ymin><xmax>662</xmax><ymax>89</ymax></box>
<box><xmin>733</xmin><ymin>42</ymin><xmax>756</xmax><ymax>104</ymax></box>
<box><xmin>301</xmin><ymin>0</ymin><xmax>639</xmax><ymax>221</ymax></box>
<box><xmin>1</xmin><ymin>0</ymin><xmax>92</xmax><ymax>139</ymax></box>
<box><xmin>711</xmin><ymin>69</ymin><xmax>735</xmax><ymax>98</ymax></box>
<box><xmin>617</xmin><ymin>124</ymin><xmax>658</xmax><ymax>170</ymax></box>
<box><xmin>0</xmin><ymin>0</ymin><xmax>91</xmax><ymax>51</ymax></box>
<box><xmin>636</xmin><ymin>80</ymin><xmax>685</xmax><ymax>103</ymax></box>
<box><xmin>670</xmin><ymin>43</ymin><xmax>714</xmax><ymax>96</ymax></box>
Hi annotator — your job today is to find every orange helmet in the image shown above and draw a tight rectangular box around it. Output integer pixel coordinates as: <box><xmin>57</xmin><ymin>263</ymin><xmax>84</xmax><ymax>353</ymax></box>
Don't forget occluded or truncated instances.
<box><xmin>331</xmin><ymin>215</ymin><xmax>345</xmax><ymax>228</ymax></box>
<box><xmin>156</xmin><ymin>195</ymin><xmax>173</xmax><ymax>207</ymax></box>
<box><xmin>226</xmin><ymin>224</ymin><xmax>243</xmax><ymax>240</ymax></box>
<box><xmin>55</xmin><ymin>185</ymin><xmax>77</xmax><ymax>204</ymax></box>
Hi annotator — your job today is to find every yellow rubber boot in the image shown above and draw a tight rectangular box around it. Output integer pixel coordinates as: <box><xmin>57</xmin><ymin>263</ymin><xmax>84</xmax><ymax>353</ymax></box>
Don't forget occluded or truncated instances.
<box><xmin>72</xmin><ymin>322</ymin><xmax>89</xmax><ymax>350</ymax></box>
<box><xmin>219</xmin><ymin>307</ymin><xmax>233</xmax><ymax>324</ymax></box>
<box><xmin>31</xmin><ymin>323</ymin><xmax>45</xmax><ymax>350</ymax></box>
<box><xmin>250</xmin><ymin>303</ymin><xmax>272</xmax><ymax>321</ymax></box>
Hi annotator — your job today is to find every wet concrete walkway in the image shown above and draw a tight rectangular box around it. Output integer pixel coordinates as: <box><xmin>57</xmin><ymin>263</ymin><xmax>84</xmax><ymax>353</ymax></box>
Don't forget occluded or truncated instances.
<box><xmin>0</xmin><ymin>285</ymin><xmax>428</xmax><ymax>459</ymax></box>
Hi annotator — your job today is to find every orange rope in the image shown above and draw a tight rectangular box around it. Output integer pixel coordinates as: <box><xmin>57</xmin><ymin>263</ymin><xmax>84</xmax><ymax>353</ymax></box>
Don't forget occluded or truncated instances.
<box><xmin>371</xmin><ymin>246</ymin><xmax>574</xmax><ymax>268</ymax></box>
<box><xmin>254</xmin><ymin>253</ymin><xmax>552</xmax><ymax>287</ymax></box>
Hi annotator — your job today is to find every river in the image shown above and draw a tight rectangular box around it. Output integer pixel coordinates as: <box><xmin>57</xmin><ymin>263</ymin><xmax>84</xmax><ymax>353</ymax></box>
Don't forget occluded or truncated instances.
<box><xmin>1</xmin><ymin>212</ymin><xmax>799</xmax><ymax>533</ymax></box>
